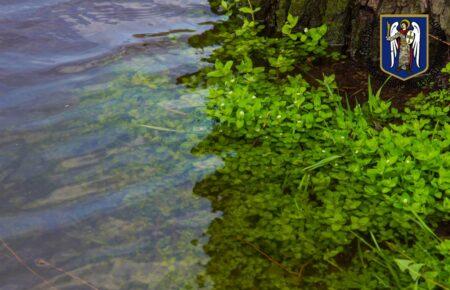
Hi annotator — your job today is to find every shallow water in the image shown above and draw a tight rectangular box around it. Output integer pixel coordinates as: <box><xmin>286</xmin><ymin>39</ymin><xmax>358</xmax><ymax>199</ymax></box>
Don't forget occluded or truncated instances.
<box><xmin>0</xmin><ymin>1</ymin><xmax>221</xmax><ymax>289</ymax></box>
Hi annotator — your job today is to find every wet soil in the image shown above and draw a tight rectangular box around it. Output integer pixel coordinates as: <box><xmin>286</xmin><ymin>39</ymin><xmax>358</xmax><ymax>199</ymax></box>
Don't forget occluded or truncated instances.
<box><xmin>306</xmin><ymin>59</ymin><xmax>449</xmax><ymax>110</ymax></box>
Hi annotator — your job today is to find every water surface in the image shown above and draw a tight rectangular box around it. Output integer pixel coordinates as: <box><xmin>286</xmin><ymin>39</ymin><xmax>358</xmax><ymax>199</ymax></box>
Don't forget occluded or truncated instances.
<box><xmin>0</xmin><ymin>1</ymin><xmax>221</xmax><ymax>289</ymax></box>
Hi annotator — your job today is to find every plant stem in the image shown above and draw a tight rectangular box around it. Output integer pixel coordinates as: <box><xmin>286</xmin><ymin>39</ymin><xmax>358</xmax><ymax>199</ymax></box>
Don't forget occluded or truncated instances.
<box><xmin>247</xmin><ymin>0</ymin><xmax>255</xmax><ymax>21</ymax></box>
<box><xmin>236</xmin><ymin>237</ymin><xmax>299</xmax><ymax>276</ymax></box>
<box><xmin>140</xmin><ymin>124</ymin><xmax>185</xmax><ymax>133</ymax></box>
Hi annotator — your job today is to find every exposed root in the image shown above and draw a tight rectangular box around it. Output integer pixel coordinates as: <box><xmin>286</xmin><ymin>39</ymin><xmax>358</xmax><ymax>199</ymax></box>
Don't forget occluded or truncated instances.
<box><xmin>0</xmin><ymin>238</ymin><xmax>58</xmax><ymax>290</ymax></box>
<box><xmin>35</xmin><ymin>259</ymin><xmax>100</xmax><ymax>290</ymax></box>
<box><xmin>236</xmin><ymin>237</ymin><xmax>309</xmax><ymax>278</ymax></box>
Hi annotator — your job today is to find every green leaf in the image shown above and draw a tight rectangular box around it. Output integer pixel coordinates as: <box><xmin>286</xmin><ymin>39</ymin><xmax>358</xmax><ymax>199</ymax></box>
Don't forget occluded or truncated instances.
<box><xmin>394</xmin><ymin>259</ymin><xmax>424</xmax><ymax>281</ymax></box>
<box><xmin>287</xmin><ymin>14</ymin><xmax>299</xmax><ymax>27</ymax></box>
<box><xmin>224</xmin><ymin>60</ymin><xmax>234</xmax><ymax>71</ymax></box>
<box><xmin>289</xmin><ymin>34</ymin><xmax>298</xmax><ymax>40</ymax></box>
<box><xmin>207</xmin><ymin>70</ymin><xmax>223</xmax><ymax>77</ymax></box>
<box><xmin>221</xmin><ymin>0</ymin><xmax>228</xmax><ymax>10</ymax></box>
<box><xmin>239</xmin><ymin>7</ymin><xmax>253</xmax><ymax>14</ymax></box>
<box><xmin>281</xmin><ymin>24</ymin><xmax>291</xmax><ymax>35</ymax></box>
<box><xmin>408</xmin><ymin>263</ymin><xmax>424</xmax><ymax>281</ymax></box>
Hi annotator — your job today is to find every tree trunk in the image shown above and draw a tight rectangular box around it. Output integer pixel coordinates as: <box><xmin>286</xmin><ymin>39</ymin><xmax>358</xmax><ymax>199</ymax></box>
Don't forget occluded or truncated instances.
<box><xmin>256</xmin><ymin>0</ymin><xmax>449</xmax><ymax>74</ymax></box>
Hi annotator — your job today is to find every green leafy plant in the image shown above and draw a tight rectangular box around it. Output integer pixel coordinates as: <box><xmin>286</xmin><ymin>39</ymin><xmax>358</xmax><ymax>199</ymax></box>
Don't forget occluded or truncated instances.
<box><xmin>441</xmin><ymin>62</ymin><xmax>450</xmax><ymax>74</ymax></box>
<box><xmin>183</xmin><ymin>5</ymin><xmax>450</xmax><ymax>290</ymax></box>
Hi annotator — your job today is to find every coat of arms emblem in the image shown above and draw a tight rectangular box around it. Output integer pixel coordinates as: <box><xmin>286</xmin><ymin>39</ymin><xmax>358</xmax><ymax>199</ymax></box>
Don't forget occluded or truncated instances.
<box><xmin>380</xmin><ymin>14</ymin><xmax>429</xmax><ymax>81</ymax></box>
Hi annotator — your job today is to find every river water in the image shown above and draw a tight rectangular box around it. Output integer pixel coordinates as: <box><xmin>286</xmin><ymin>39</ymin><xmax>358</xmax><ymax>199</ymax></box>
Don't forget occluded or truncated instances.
<box><xmin>0</xmin><ymin>1</ymin><xmax>221</xmax><ymax>289</ymax></box>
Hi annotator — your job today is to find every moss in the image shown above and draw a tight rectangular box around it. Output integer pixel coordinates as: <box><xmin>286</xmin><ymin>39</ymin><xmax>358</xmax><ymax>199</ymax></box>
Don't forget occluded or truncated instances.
<box><xmin>287</xmin><ymin>0</ymin><xmax>307</xmax><ymax>17</ymax></box>
<box><xmin>275</xmin><ymin>0</ymin><xmax>292</xmax><ymax>32</ymax></box>
<box><xmin>281</xmin><ymin>0</ymin><xmax>351</xmax><ymax>45</ymax></box>
<box><xmin>288</xmin><ymin>0</ymin><xmax>325</xmax><ymax>28</ymax></box>
<box><xmin>323</xmin><ymin>0</ymin><xmax>352</xmax><ymax>45</ymax></box>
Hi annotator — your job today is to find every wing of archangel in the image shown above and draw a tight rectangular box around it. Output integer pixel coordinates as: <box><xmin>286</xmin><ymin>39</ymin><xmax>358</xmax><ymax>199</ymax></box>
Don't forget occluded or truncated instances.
<box><xmin>411</xmin><ymin>22</ymin><xmax>421</xmax><ymax>67</ymax></box>
<box><xmin>389</xmin><ymin>22</ymin><xmax>399</xmax><ymax>68</ymax></box>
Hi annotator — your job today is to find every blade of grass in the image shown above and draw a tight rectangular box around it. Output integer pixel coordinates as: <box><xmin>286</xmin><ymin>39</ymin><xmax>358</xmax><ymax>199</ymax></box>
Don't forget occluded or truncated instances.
<box><xmin>370</xmin><ymin>231</ymin><xmax>401</xmax><ymax>288</ymax></box>
<box><xmin>140</xmin><ymin>124</ymin><xmax>185</xmax><ymax>133</ymax></box>
<box><xmin>302</xmin><ymin>155</ymin><xmax>341</xmax><ymax>172</ymax></box>
<box><xmin>352</xmin><ymin>231</ymin><xmax>401</xmax><ymax>288</ymax></box>
<box><xmin>411</xmin><ymin>211</ymin><xmax>441</xmax><ymax>242</ymax></box>
<box><xmin>357</xmin><ymin>240</ymin><xmax>366</xmax><ymax>268</ymax></box>
<box><xmin>373</xmin><ymin>273</ymin><xmax>390</xmax><ymax>288</ymax></box>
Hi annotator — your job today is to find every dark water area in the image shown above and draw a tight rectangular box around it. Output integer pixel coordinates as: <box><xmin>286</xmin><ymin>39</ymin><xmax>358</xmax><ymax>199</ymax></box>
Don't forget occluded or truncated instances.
<box><xmin>0</xmin><ymin>1</ymin><xmax>222</xmax><ymax>289</ymax></box>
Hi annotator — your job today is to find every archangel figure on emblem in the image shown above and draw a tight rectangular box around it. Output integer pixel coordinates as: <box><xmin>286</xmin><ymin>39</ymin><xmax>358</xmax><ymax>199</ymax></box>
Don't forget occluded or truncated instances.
<box><xmin>386</xmin><ymin>19</ymin><xmax>421</xmax><ymax>72</ymax></box>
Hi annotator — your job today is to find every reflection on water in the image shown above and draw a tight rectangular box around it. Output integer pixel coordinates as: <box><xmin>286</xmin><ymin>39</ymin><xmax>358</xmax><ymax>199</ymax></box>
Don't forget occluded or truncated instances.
<box><xmin>0</xmin><ymin>0</ymin><xmax>222</xmax><ymax>289</ymax></box>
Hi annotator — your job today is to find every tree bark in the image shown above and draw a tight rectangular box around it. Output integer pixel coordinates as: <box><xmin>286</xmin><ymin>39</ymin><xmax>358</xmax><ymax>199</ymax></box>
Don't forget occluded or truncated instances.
<box><xmin>256</xmin><ymin>0</ymin><xmax>449</xmax><ymax>67</ymax></box>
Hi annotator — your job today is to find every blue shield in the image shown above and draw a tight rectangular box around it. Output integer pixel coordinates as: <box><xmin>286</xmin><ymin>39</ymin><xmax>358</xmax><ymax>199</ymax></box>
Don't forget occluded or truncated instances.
<box><xmin>380</xmin><ymin>14</ymin><xmax>428</xmax><ymax>81</ymax></box>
